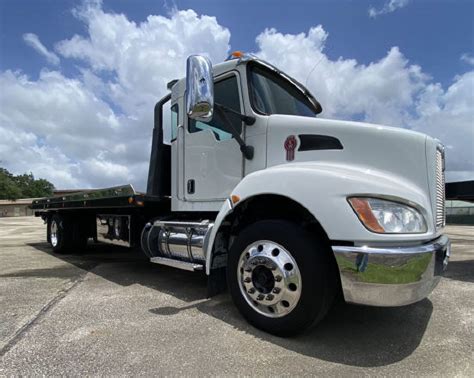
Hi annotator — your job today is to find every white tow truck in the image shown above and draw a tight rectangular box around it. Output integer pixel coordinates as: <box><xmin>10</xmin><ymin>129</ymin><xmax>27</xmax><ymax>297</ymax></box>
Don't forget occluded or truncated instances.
<box><xmin>32</xmin><ymin>52</ymin><xmax>450</xmax><ymax>336</ymax></box>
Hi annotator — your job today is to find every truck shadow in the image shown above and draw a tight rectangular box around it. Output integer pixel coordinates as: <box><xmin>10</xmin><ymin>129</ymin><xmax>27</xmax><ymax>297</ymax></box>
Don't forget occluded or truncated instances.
<box><xmin>149</xmin><ymin>298</ymin><xmax>433</xmax><ymax>368</ymax></box>
<box><xmin>443</xmin><ymin>259</ymin><xmax>474</xmax><ymax>283</ymax></box>
<box><xmin>27</xmin><ymin>242</ymin><xmax>433</xmax><ymax>368</ymax></box>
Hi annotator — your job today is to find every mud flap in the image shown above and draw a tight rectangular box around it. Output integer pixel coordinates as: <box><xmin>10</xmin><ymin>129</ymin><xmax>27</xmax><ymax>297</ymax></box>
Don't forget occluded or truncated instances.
<box><xmin>207</xmin><ymin>267</ymin><xmax>227</xmax><ymax>297</ymax></box>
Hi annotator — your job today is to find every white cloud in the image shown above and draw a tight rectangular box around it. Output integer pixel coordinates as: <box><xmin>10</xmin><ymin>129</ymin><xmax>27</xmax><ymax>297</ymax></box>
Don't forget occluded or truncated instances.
<box><xmin>253</xmin><ymin>26</ymin><xmax>474</xmax><ymax>182</ymax></box>
<box><xmin>254</xmin><ymin>26</ymin><xmax>428</xmax><ymax>125</ymax></box>
<box><xmin>369</xmin><ymin>0</ymin><xmax>410</xmax><ymax>18</ymax></box>
<box><xmin>23</xmin><ymin>33</ymin><xmax>60</xmax><ymax>66</ymax></box>
<box><xmin>412</xmin><ymin>71</ymin><xmax>474</xmax><ymax>182</ymax></box>
<box><xmin>1</xmin><ymin>1</ymin><xmax>472</xmax><ymax>190</ymax></box>
<box><xmin>0</xmin><ymin>69</ymin><xmax>125</xmax><ymax>188</ymax></box>
<box><xmin>1</xmin><ymin>1</ymin><xmax>231</xmax><ymax>190</ymax></box>
<box><xmin>461</xmin><ymin>53</ymin><xmax>474</xmax><ymax>66</ymax></box>
<box><xmin>55</xmin><ymin>2</ymin><xmax>230</xmax><ymax>116</ymax></box>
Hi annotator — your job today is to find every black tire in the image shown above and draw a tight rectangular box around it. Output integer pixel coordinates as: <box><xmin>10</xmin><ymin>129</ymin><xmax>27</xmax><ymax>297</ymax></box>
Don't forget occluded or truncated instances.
<box><xmin>49</xmin><ymin>214</ymin><xmax>74</xmax><ymax>253</ymax></box>
<box><xmin>49</xmin><ymin>213</ymin><xmax>89</xmax><ymax>254</ymax></box>
<box><xmin>227</xmin><ymin>220</ymin><xmax>337</xmax><ymax>336</ymax></box>
<box><xmin>46</xmin><ymin>217</ymin><xmax>51</xmax><ymax>244</ymax></box>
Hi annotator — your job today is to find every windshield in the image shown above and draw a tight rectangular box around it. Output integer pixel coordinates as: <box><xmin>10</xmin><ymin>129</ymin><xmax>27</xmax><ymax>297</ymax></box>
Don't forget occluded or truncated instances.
<box><xmin>248</xmin><ymin>63</ymin><xmax>317</xmax><ymax>117</ymax></box>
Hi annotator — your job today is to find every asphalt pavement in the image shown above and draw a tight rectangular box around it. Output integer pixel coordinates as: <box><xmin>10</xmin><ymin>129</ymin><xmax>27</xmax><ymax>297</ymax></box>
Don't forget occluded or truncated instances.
<box><xmin>0</xmin><ymin>216</ymin><xmax>472</xmax><ymax>375</ymax></box>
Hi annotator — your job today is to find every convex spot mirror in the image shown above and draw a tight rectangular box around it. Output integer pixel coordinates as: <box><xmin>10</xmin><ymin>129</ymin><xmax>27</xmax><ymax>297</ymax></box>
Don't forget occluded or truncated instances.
<box><xmin>186</xmin><ymin>55</ymin><xmax>214</xmax><ymax>123</ymax></box>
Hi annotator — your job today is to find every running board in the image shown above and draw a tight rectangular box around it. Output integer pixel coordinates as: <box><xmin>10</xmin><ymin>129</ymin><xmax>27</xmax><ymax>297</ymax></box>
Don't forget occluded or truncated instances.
<box><xmin>150</xmin><ymin>256</ymin><xmax>204</xmax><ymax>272</ymax></box>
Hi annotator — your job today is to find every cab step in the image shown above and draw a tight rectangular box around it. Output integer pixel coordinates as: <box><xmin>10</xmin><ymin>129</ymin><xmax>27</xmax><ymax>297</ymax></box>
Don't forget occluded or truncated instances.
<box><xmin>150</xmin><ymin>256</ymin><xmax>204</xmax><ymax>272</ymax></box>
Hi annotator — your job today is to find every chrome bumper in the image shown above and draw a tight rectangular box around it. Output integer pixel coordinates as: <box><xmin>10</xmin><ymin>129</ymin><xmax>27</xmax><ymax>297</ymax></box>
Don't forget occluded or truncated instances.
<box><xmin>332</xmin><ymin>235</ymin><xmax>450</xmax><ymax>307</ymax></box>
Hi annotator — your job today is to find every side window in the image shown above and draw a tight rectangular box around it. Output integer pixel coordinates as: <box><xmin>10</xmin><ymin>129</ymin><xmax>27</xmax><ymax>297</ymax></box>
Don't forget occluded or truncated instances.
<box><xmin>189</xmin><ymin>75</ymin><xmax>242</xmax><ymax>141</ymax></box>
<box><xmin>171</xmin><ymin>104</ymin><xmax>178</xmax><ymax>142</ymax></box>
<box><xmin>162</xmin><ymin>103</ymin><xmax>177</xmax><ymax>145</ymax></box>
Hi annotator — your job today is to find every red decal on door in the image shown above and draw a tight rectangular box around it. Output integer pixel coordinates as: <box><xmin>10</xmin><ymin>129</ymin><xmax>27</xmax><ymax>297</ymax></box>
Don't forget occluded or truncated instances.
<box><xmin>284</xmin><ymin>135</ymin><xmax>297</xmax><ymax>161</ymax></box>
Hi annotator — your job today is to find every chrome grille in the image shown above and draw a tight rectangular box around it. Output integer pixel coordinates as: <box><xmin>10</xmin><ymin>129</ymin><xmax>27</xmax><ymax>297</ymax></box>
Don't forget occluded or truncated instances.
<box><xmin>435</xmin><ymin>148</ymin><xmax>446</xmax><ymax>228</ymax></box>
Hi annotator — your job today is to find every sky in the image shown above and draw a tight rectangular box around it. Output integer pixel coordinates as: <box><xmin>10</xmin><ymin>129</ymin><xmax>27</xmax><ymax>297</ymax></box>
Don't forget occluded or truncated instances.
<box><xmin>0</xmin><ymin>0</ymin><xmax>473</xmax><ymax>190</ymax></box>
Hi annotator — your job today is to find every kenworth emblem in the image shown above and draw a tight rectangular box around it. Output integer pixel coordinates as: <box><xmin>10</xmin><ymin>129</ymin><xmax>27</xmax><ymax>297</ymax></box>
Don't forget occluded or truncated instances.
<box><xmin>284</xmin><ymin>135</ymin><xmax>297</xmax><ymax>161</ymax></box>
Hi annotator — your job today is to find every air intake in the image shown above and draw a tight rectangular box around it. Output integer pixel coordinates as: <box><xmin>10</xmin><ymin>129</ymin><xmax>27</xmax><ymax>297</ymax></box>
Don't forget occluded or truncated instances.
<box><xmin>435</xmin><ymin>147</ymin><xmax>446</xmax><ymax>228</ymax></box>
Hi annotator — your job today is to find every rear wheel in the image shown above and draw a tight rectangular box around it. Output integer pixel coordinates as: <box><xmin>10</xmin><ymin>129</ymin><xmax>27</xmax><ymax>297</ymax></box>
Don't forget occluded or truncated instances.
<box><xmin>227</xmin><ymin>220</ymin><xmax>336</xmax><ymax>336</ymax></box>
<box><xmin>48</xmin><ymin>214</ymin><xmax>88</xmax><ymax>253</ymax></box>
<box><xmin>49</xmin><ymin>214</ymin><xmax>73</xmax><ymax>253</ymax></box>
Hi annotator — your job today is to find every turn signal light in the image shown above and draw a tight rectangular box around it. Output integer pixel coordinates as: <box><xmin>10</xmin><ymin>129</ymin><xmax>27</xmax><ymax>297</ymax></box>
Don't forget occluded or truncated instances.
<box><xmin>348</xmin><ymin>198</ymin><xmax>385</xmax><ymax>233</ymax></box>
<box><xmin>348</xmin><ymin>197</ymin><xmax>427</xmax><ymax>234</ymax></box>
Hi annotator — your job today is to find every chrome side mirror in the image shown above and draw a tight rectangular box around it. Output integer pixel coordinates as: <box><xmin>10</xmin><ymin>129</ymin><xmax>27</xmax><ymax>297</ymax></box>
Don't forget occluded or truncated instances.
<box><xmin>186</xmin><ymin>55</ymin><xmax>214</xmax><ymax>122</ymax></box>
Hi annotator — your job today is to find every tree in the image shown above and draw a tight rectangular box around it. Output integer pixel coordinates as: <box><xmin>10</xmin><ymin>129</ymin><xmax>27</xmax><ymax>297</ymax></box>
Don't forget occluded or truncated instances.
<box><xmin>0</xmin><ymin>168</ymin><xmax>55</xmax><ymax>200</ymax></box>
<box><xmin>0</xmin><ymin>171</ymin><xmax>22</xmax><ymax>200</ymax></box>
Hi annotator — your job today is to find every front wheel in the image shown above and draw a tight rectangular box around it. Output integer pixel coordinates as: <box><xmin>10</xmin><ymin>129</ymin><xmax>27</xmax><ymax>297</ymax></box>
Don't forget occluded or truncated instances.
<box><xmin>227</xmin><ymin>220</ymin><xmax>336</xmax><ymax>336</ymax></box>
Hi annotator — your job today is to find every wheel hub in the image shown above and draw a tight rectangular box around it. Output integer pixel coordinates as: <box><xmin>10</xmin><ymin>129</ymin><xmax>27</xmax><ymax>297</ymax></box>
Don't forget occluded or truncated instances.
<box><xmin>238</xmin><ymin>241</ymin><xmax>302</xmax><ymax>318</ymax></box>
<box><xmin>252</xmin><ymin>265</ymin><xmax>275</xmax><ymax>294</ymax></box>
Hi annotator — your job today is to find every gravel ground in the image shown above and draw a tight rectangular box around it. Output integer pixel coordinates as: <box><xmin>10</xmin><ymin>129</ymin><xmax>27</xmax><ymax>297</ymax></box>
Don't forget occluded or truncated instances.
<box><xmin>0</xmin><ymin>216</ymin><xmax>472</xmax><ymax>376</ymax></box>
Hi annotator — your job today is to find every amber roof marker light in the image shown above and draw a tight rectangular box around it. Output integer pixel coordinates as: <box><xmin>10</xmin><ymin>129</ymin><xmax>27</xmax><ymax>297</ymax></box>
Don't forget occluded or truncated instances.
<box><xmin>226</xmin><ymin>51</ymin><xmax>245</xmax><ymax>61</ymax></box>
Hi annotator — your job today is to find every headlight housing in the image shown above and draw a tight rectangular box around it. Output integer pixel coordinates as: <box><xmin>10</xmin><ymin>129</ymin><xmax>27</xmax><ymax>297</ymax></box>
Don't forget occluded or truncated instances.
<box><xmin>348</xmin><ymin>197</ymin><xmax>427</xmax><ymax>234</ymax></box>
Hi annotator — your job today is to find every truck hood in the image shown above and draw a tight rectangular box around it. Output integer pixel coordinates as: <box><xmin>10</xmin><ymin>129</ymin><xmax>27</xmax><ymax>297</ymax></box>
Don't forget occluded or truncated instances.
<box><xmin>266</xmin><ymin>115</ymin><xmax>439</xmax><ymax>217</ymax></box>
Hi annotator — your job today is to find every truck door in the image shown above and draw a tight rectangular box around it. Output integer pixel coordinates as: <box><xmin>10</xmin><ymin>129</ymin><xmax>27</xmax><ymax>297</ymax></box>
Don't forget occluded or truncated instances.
<box><xmin>183</xmin><ymin>72</ymin><xmax>244</xmax><ymax>202</ymax></box>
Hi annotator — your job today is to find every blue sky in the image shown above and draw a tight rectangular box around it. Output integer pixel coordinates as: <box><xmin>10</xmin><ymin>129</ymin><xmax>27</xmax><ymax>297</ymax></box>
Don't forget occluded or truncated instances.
<box><xmin>0</xmin><ymin>0</ymin><xmax>473</xmax><ymax>188</ymax></box>
<box><xmin>2</xmin><ymin>0</ymin><xmax>473</xmax><ymax>85</ymax></box>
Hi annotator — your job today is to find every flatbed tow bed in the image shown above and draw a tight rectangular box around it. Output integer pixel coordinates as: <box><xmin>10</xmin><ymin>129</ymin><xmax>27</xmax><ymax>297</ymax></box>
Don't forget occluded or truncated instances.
<box><xmin>31</xmin><ymin>184</ymin><xmax>171</xmax><ymax>252</ymax></box>
<box><xmin>31</xmin><ymin>184</ymin><xmax>165</xmax><ymax>212</ymax></box>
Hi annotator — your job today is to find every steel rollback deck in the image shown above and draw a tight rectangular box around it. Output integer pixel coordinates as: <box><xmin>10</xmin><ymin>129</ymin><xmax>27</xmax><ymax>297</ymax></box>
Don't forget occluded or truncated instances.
<box><xmin>30</xmin><ymin>184</ymin><xmax>164</xmax><ymax>212</ymax></box>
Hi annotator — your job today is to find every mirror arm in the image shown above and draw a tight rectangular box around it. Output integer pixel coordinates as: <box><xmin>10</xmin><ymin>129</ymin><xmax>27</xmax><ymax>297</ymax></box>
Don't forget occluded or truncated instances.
<box><xmin>214</xmin><ymin>104</ymin><xmax>254</xmax><ymax>160</ymax></box>
<box><xmin>215</xmin><ymin>102</ymin><xmax>255</xmax><ymax>125</ymax></box>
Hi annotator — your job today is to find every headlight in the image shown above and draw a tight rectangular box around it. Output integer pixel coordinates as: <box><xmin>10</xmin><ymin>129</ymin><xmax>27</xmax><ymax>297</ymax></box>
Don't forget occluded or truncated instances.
<box><xmin>348</xmin><ymin>197</ymin><xmax>427</xmax><ymax>234</ymax></box>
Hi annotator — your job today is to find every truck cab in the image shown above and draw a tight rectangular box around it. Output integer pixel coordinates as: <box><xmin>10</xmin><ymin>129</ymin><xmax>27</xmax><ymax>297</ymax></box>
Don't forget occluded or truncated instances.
<box><xmin>33</xmin><ymin>53</ymin><xmax>450</xmax><ymax>336</ymax></box>
<box><xmin>167</xmin><ymin>54</ymin><xmax>323</xmax><ymax>212</ymax></box>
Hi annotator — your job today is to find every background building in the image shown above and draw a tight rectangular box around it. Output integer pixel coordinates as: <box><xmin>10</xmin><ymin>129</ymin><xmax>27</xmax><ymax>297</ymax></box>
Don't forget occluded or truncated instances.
<box><xmin>0</xmin><ymin>198</ymin><xmax>36</xmax><ymax>217</ymax></box>
<box><xmin>446</xmin><ymin>200</ymin><xmax>474</xmax><ymax>225</ymax></box>
<box><xmin>0</xmin><ymin>190</ymin><xmax>91</xmax><ymax>217</ymax></box>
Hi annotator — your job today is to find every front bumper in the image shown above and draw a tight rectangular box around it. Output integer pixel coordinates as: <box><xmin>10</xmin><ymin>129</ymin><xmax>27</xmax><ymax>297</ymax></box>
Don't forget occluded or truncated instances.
<box><xmin>332</xmin><ymin>235</ymin><xmax>450</xmax><ymax>307</ymax></box>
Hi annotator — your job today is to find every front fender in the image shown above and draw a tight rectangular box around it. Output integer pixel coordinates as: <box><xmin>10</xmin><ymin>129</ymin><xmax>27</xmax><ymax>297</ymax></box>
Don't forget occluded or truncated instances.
<box><xmin>205</xmin><ymin>162</ymin><xmax>435</xmax><ymax>275</ymax></box>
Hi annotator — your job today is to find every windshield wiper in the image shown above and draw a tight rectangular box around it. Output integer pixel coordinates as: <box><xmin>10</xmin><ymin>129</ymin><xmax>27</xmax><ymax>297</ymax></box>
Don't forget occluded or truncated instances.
<box><xmin>214</xmin><ymin>102</ymin><xmax>254</xmax><ymax>160</ymax></box>
<box><xmin>215</xmin><ymin>103</ymin><xmax>255</xmax><ymax>125</ymax></box>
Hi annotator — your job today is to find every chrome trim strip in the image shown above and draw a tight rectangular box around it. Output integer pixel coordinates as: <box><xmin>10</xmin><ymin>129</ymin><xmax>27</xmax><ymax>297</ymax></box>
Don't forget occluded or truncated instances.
<box><xmin>332</xmin><ymin>235</ymin><xmax>449</xmax><ymax>255</ymax></box>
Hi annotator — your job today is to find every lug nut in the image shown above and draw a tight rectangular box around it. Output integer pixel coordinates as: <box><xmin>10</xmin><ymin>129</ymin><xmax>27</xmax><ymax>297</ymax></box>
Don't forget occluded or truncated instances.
<box><xmin>266</xmin><ymin>294</ymin><xmax>274</xmax><ymax>301</ymax></box>
<box><xmin>275</xmin><ymin>275</ymin><xmax>283</xmax><ymax>282</ymax></box>
<box><xmin>244</xmin><ymin>267</ymin><xmax>252</xmax><ymax>272</ymax></box>
<box><xmin>243</xmin><ymin>277</ymin><xmax>251</xmax><ymax>283</ymax></box>
<box><xmin>272</xmin><ymin>287</ymin><xmax>281</xmax><ymax>294</ymax></box>
<box><xmin>257</xmin><ymin>294</ymin><xmax>265</xmax><ymax>301</ymax></box>
<box><xmin>248</xmin><ymin>288</ymin><xmax>256</xmax><ymax>294</ymax></box>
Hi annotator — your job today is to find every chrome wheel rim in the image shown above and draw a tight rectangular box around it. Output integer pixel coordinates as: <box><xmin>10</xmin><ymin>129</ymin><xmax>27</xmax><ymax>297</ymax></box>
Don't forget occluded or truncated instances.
<box><xmin>50</xmin><ymin>220</ymin><xmax>58</xmax><ymax>247</ymax></box>
<box><xmin>237</xmin><ymin>240</ymin><xmax>302</xmax><ymax>318</ymax></box>
<box><xmin>114</xmin><ymin>218</ymin><xmax>121</xmax><ymax>238</ymax></box>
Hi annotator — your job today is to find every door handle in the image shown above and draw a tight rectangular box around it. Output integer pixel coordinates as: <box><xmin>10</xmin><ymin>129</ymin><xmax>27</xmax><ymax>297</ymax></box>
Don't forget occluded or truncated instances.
<box><xmin>187</xmin><ymin>179</ymin><xmax>195</xmax><ymax>194</ymax></box>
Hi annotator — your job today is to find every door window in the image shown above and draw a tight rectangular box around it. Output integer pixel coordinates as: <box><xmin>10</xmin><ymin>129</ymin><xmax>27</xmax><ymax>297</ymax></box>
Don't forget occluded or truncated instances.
<box><xmin>189</xmin><ymin>75</ymin><xmax>242</xmax><ymax>141</ymax></box>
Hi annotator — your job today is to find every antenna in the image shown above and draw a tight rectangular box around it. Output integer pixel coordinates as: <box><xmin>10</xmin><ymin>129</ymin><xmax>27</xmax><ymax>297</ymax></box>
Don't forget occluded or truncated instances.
<box><xmin>305</xmin><ymin>54</ymin><xmax>324</xmax><ymax>87</ymax></box>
